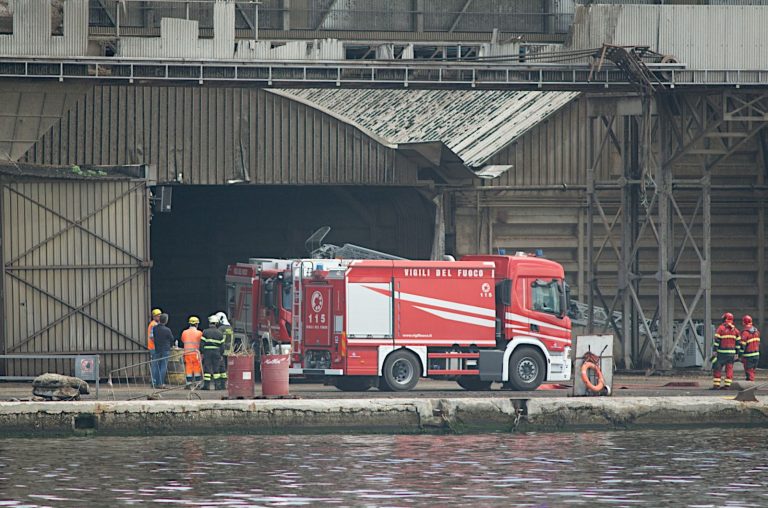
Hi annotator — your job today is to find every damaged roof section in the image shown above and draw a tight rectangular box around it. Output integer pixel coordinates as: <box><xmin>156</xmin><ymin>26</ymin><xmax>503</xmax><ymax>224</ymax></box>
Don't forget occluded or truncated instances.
<box><xmin>280</xmin><ymin>89</ymin><xmax>579</xmax><ymax>170</ymax></box>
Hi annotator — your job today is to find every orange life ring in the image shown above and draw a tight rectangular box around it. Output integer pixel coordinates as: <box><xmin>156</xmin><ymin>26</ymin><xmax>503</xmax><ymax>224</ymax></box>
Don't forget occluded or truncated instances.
<box><xmin>581</xmin><ymin>361</ymin><xmax>605</xmax><ymax>392</ymax></box>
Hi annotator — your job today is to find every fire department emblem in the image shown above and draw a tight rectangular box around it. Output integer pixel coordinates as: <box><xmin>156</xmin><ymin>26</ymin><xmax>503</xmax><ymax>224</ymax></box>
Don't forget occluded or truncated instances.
<box><xmin>481</xmin><ymin>282</ymin><xmax>491</xmax><ymax>293</ymax></box>
<box><xmin>311</xmin><ymin>291</ymin><xmax>324</xmax><ymax>312</ymax></box>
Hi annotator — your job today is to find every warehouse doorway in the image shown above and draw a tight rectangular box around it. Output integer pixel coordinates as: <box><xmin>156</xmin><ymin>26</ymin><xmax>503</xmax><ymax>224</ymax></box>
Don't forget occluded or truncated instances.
<box><xmin>149</xmin><ymin>185</ymin><xmax>434</xmax><ymax>329</ymax></box>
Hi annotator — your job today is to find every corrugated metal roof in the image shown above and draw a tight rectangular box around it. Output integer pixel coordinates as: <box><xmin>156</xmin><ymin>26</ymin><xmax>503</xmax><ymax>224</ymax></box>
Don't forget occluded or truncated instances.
<box><xmin>277</xmin><ymin>89</ymin><xmax>579</xmax><ymax>168</ymax></box>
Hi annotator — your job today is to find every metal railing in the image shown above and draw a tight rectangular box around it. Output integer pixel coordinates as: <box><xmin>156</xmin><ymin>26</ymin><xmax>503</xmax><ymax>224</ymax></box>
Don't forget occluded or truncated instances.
<box><xmin>107</xmin><ymin>349</ymin><xmax>203</xmax><ymax>400</ymax></box>
<box><xmin>0</xmin><ymin>56</ymin><xmax>729</xmax><ymax>90</ymax></box>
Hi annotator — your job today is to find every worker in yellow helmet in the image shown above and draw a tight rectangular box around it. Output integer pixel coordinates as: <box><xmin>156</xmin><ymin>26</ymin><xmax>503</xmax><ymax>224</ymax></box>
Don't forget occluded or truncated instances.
<box><xmin>147</xmin><ymin>308</ymin><xmax>162</xmax><ymax>387</ymax></box>
<box><xmin>181</xmin><ymin>316</ymin><xmax>203</xmax><ymax>388</ymax></box>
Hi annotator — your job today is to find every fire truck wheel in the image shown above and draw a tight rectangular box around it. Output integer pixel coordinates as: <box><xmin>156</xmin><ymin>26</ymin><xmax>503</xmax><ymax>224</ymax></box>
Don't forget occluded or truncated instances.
<box><xmin>507</xmin><ymin>346</ymin><xmax>545</xmax><ymax>391</ymax></box>
<box><xmin>382</xmin><ymin>350</ymin><xmax>421</xmax><ymax>392</ymax></box>
<box><xmin>334</xmin><ymin>377</ymin><xmax>373</xmax><ymax>392</ymax></box>
<box><xmin>456</xmin><ymin>377</ymin><xmax>493</xmax><ymax>391</ymax></box>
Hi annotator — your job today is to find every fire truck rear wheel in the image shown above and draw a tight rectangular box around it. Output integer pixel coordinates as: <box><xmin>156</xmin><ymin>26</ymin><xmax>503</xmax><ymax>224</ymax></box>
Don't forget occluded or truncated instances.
<box><xmin>507</xmin><ymin>346</ymin><xmax>545</xmax><ymax>391</ymax></box>
<box><xmin>456</xmin><ymin>377</ymin><xmax>493</xmax><ymax>391</ymax></box>
<box><xmin>334</xmin><ymin>377</ymin><xmax>373</xmax><ymax>392</ymax></box>
<box><xmin>382</xmin><ymin>350</ymin><xmax>421</xmax><ymax>392</ymax></box>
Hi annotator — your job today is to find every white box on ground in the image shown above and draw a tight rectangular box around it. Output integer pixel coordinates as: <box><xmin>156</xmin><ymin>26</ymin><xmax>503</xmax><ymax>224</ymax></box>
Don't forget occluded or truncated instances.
<box><xmin>573</xmin><ymin>335</ymin><xmax>614</xmax><ymax>396</ymax></box>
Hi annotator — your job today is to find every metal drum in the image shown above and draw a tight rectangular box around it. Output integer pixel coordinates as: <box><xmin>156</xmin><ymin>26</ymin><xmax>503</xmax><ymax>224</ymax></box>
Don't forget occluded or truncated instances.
<box><xmin>227</xmin><ymin>354</ymin><xmax>255</xmax><ymax>398</ymax></box>
<box><xmin>260</xmin><ymin>354</ymin><xmax>290</xmax><ymax>397</ymax></box>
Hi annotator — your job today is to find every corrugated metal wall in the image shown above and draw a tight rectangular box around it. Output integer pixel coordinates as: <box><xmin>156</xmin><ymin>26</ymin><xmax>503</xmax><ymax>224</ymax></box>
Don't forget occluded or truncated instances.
<box><xmin>484</xmin><ymin>97</ymin><xmax>613</xmax><ymax>186</ymax></box>
<box><xmin>1</xmin><ymin>175</ymin><xmax>151</xmax><ymax>377</ymax></box>
<box><xmin>24</xmin><ymin>85</ymin><xmax>418</xmax><ymax>186</ymax></box>
<box><xmin>0</xmin><ymin>0</ymin><xmax>88</xmax><ymax>56</ymax></box>
<box><xmin>568</xmin><ymin>4</ymin><xmax>768</xmax><ymax>69</ymax></box>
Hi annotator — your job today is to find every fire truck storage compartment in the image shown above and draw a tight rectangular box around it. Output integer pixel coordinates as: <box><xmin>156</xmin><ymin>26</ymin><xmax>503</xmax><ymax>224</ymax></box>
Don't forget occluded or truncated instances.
<box><xmin>392</xmin><ymin>262</ymin><xmax>497</xmax><ymax>344</ymax></box>
<box><xmin>304</xmin><ymin>285</ymin><xmax>332</xmax><ymax>347</ymax></box>
<box><xmin>346</xmin><ymin>282</ymin><xmax>393</xmax><ymax>338</ymax></box>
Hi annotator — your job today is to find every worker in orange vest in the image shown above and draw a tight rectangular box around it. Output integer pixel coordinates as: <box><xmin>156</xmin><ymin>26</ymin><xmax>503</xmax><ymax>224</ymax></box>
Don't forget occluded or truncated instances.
<box><xmin>147</xmin><ymin>308</ymin><xmax>162</xmax><ymax>387</ymax></box>
<box><xmin>181</xmin><ymin>316</ymin><xmax>203</xmax><ymax>388</ymax></box>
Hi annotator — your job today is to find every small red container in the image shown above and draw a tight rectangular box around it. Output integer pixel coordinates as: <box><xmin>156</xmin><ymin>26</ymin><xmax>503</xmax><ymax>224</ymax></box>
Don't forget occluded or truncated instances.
<box><xmin>260</xmin><ymin>354</ymin><xmax>290</xmax><ymax>397</ymax></box>
<box><xmin>227</xmin><ymin>354</ymin><xmax>255</xmax><ymax>398</ymax></box>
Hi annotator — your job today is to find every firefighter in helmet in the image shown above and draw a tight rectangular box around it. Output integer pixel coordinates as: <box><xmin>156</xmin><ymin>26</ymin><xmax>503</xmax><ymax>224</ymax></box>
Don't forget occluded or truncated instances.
<box><xmin>740</xmin><ymin>315</ymin><xmax>761</xmax><ymax>382</ymax></box>
<box><xmin>215</xmin><ymin>312</ymin><xmax>234</xmax><ymax>388</ymax></box>
<box><xmin>181</xmin><ymin>316</ymin><xmax>203</xmax><ymax>388</ymax></box>
<box><xmin>201</xmin><ymin>315</ymin><xmax>226</xmax><ymax>390</ymax></box>
<box><xmin>712</xmin><ymin>312</ymin><xmax>741</xmax><ymax>389</ymax></box>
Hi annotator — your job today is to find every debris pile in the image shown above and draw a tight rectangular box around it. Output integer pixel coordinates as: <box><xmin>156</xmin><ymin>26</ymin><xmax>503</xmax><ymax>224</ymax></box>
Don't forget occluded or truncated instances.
<box><xmin>32</xmin><ymin>373</ymin><xmax>89</xmax><ymax>401</ymax></box>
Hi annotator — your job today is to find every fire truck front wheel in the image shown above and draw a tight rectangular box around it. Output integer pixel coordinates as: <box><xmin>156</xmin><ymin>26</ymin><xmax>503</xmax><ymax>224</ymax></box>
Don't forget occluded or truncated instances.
<box><xmin>382</xmin><ymin>350</ymin><xmax>421</xmax><ymax>391</ymax></box>
<box><xmin>507</xmin><ymin>346</ymin><xmax>545</xmax><ymax>391</ymax></box>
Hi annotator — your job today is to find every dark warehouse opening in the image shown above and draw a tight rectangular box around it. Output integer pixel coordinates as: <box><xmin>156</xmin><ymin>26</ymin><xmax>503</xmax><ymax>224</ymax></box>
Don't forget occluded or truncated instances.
<box><xmin>149</xmin><ymin>185</ymin><xmax>435</xmax><ymax>331</ymax></box>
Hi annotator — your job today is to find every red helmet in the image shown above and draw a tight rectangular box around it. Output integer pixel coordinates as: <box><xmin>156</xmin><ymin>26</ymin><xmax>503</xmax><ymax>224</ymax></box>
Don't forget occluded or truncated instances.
<box><xmin>742</xmin><ymin>315</ymin><xmax>753</xmax><ymax>326</ymax></box>
<box><xmin>722</xmin><ymin>312</ymin><xmax>734</xmax><ymax>322</ymax></box>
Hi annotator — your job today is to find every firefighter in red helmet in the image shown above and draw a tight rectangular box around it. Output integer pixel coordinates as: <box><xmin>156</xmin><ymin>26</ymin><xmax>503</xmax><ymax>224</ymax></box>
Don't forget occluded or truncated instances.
<box><xmin>740</xmin><ymin>315</ymin><xmax>760</xmax><ymax>382</ymax></box>
<box><xmin>712</xmin><ymin>312</ymin><xmax>740</xmax><ymax>389</ymax></box>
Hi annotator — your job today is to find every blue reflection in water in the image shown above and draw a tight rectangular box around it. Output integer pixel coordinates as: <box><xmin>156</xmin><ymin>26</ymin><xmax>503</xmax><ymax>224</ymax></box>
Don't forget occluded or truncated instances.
<box><xmin>1</xmin><ymin>429</ymin><xmax>768</xmax><ymax>506</ymax></box>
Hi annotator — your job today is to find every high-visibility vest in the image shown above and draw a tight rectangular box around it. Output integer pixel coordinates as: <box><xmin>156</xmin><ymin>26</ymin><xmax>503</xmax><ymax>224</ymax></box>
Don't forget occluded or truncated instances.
<box><xmin>182</xmin><ymin>327</ymin><xmax>203</xmax><ymax>352</ymax></box>
<box><xmin>714</xmin><ymin>323</ymin><xmax>740</xmax><ymax>354</ymax></box>
<box><xmin>741</xmin><ymin>327</ymin><xmax>761</xmax><ymax>357</ymax></box>
<box><xmin>147</xmin><ymin>320</ymin><xmax>157</xmax><ymax>351</ymax></box>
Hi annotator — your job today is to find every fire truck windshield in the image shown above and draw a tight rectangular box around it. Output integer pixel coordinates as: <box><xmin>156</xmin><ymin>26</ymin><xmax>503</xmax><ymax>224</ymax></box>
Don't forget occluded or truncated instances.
<box><xmin>281</xmin><ymin>280</ymin><xmax>292</xmax><ymax>310</ymax></box>
<box><xmin>531</xmin><ymin>278</ymin><xmax>563</xmax><ymax>317</ymax></box>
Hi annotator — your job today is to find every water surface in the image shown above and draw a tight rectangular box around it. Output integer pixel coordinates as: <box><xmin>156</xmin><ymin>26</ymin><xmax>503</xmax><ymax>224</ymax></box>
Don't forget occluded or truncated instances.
<box><xmin>1</xmin><ymin>429</ymin><xmax>767</xmax><ymax>506</ymax></box>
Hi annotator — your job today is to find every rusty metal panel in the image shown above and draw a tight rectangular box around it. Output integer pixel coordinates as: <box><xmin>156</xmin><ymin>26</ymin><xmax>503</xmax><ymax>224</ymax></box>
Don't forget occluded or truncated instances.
<box><xmin>24</xmin><ymin>85</ymin><xmax>416</xmax><ymax>187</ymax></box>
<box><xmin>1</xmin><ymin>173</ymin><xmax>150</xmax><ymax>377</ymax></box>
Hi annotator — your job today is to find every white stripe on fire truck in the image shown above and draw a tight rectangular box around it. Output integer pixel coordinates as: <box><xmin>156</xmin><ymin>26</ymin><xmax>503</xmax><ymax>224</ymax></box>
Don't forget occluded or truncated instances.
<box><xmin>413</xmin><ymin>305</ymin><xmax>496</xmax><ymax>328</ymax></box>
<box><xmin>509</xmin><ymin>332</ymin><xmax>572</xmax><ymax>345</ymax></box>
<box><xmin>505</xmin><ymin>312</ymin><xmax>570</xmax><ymax>333</ymax></box>
<box><xmin>394</xmin><ymin>339</ymin><xmax>497</xmax><ymax>345</ymax></box>
<box><xmin>506</xmin><ymin>324</ymin><xmax>572</xmax><ymax>344</ymax></box>
<box><xmin>393</xmin><ymin>291</ymin><xmax>496</xmax><ymax>318</ymax></box>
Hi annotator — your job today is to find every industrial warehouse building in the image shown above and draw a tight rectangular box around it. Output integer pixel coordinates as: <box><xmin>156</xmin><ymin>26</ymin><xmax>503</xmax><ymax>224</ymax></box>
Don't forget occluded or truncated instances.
<box><xmin>2</xmin><ymin>0</ymin><xmax>768</xmax><ymax>376</ymax></box>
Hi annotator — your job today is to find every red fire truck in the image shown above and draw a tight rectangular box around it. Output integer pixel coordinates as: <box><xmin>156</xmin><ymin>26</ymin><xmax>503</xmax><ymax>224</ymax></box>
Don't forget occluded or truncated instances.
<box><xmin>226</xmin><ymin>252</ymin><xmax>572</xmax><ymax>391</ymax></box>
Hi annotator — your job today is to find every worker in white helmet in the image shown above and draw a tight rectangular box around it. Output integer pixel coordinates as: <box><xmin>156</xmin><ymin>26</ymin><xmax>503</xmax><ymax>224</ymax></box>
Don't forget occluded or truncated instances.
<box><xmin>216</xmin><ymin>311</ymin><xmax>234</xmax><ymax>388</ymax></box>
<box><xmin>200</xmin><ymin>315</ymin><xmax>226</xmax><ymax>390</ymax></box>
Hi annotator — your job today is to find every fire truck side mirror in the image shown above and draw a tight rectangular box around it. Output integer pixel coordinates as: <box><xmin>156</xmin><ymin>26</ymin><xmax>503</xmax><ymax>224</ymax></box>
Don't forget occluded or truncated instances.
<box><xmin>496</xmin><ymin>279</ymin><xmax>512</xmax><ymax>306</ymax></box>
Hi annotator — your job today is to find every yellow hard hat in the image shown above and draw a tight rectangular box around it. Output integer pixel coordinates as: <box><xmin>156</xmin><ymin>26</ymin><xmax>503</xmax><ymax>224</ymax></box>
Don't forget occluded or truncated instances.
<box><xmin>152</xmin><ymin>308</ymin><xmax>162</xmax><ymax>316</ymax></box>
<box><xmin>188</xmin><ymin>316</ymin><xmax>200</xmax><ymax>325</ymax></box>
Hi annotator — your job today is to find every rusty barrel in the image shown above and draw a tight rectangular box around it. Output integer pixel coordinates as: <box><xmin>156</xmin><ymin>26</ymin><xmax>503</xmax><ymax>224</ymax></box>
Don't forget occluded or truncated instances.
<box><xmin>260</xmin><ymin>354</ymin><xmax>290</xmax><ymax>397</ymax></box>
<box><xmin>227</xmin><ymin>354</ymin><xmax>255</xmax><ymax>398</ymax></box>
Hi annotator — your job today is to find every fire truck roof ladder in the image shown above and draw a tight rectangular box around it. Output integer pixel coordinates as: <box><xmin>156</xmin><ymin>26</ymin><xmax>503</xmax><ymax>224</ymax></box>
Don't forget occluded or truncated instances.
<box><xmin>305</xmin><ymin>226</ymin><xmax>405</xmax><ymax>260</ymax></box>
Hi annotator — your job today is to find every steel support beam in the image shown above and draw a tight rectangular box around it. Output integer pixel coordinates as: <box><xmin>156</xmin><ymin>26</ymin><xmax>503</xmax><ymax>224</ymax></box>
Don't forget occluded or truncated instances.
<box><xmin>657</xmin><ymin>101</ymin><xmax>674</xmax><ymax>370</ymax></box>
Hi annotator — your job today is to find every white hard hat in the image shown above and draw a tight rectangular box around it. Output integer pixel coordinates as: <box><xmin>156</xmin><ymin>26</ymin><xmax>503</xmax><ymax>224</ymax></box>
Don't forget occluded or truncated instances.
<box><xmin>208</xmin><ymin>314</ymin><xmax>219</xmax><ymax>324</ymax></box>
<box><xmin>215</xmin><ymin>311</ymin><xmax>230</xmax><ymax>326</ymax></box>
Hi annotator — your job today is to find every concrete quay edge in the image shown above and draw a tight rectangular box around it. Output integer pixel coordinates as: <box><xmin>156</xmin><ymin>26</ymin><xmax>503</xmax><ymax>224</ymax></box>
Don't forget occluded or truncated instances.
<box><xmin>0</xmin><ymin>396</ymin><xmax>767</xmax><ymax>437</ymax></box>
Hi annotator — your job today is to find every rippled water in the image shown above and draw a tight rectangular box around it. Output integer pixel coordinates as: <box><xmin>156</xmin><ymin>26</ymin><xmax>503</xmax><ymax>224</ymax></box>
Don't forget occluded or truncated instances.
<box><xmin>1</xmin><ymin>429</ymin><xmax>768</xmax><ymax>506</ymax></box>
